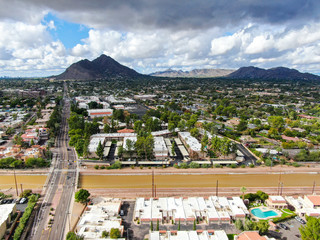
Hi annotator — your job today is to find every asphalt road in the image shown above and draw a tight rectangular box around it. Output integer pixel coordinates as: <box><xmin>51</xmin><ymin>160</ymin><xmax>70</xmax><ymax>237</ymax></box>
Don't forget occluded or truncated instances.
<box><xmin>236</xmin><ymin>143</ymin><xmax>258</xmax><ymax>165</ymax></box>
<box><xmin>31</xmin><ymin>83</ymin><xmax>77</xmax><ymax>240</ymax></box>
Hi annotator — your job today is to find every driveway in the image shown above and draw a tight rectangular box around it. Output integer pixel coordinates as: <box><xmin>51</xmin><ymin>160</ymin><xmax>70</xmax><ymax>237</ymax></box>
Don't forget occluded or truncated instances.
<box><xmin>268</xmin><ymin>218</ymin><xmax>303</xmax><ymax>240</ymax></box>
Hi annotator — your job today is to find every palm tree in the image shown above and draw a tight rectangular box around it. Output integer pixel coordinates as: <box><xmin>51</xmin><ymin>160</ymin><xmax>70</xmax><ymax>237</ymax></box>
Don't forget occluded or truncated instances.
<box><xmin>240</xmin><ymin>186</ymin><xmax>247</xmax><ymax>200</ymax></box>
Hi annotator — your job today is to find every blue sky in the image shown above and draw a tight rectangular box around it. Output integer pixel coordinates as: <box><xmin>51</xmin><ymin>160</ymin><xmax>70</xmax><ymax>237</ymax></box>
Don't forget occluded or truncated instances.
<box><xmin>42</xmin><ymin>13</ymin><xmax>90</xmax><ymax>49</ymax></box>
<box><xmin>0</xmin><ymin>0</ymin><xmax>319</xmax><ymax>77</ymax></box>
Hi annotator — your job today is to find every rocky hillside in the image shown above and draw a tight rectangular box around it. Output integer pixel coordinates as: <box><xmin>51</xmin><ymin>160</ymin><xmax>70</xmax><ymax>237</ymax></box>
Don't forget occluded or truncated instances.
<box><xmin>55</xmin><ymin>54</ymin><xmax>142</xmax><ymax>80</ymax></box>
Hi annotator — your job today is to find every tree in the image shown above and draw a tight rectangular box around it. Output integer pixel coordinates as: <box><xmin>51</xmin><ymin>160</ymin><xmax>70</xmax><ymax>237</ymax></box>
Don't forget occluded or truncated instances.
<box><xmin>178</xmin><ymin>219</ymin><xmax>181</xmax><ymax>230</ymax></box>
<box><xmin>156</xmin><ymin>219</ymin><xmax>159</xmax><ymax>231</ymax></box>
<box><xmin>237</xmin><ymin>120</ymin><xmax>248</xmax><ymax>132</ymax></box>
<box><xmin>66</xmin><ymin>232</ymin><xmax>84</xmax><ymax>240</ymax></box>
<box><xmin>96</xmin><ymin>141</ymin><xmax>104</xmax><ymax>160</ymax></box>
<box><xmin>190</xmin><ymin>127</ymin><xmax>200</xmax><ymax>138</ymax></box>
<box><xmin>126</xmin><ymin>139</ymin><xmax>135</xmax><ymax>159</ymax></box>
<box><xmin>254</xmin><ymin>221</ymin><xmax>269</xmax><ymax>235</ymax></box>
<box><xmin>193</xmin><ymin>219</ymin><xmax>196</xmax><ymax>230</ymax></box>
<box><xmin>171</xmin><ymin>141</ymin><xmax>175</xmax><ymax>156</ymax></box>
<box><xmin>240</xmin><ymin>186</ymin><xmax>247</xmax><ymax>200</ymax></box>
<box><xmin>30</xmin><ymin>139</ymin><xmax>35</xmax><ymax>146</ymax></box>
<box><xmin>104</xmin><ymin>123</ymin><xmax>111</xmax><ymax>133</ymax></box>
<box><xmin>150</xmin><ymin>221</ymin><xmax>153</xmax><ymax>231</ymax></box>
<box><xmin>235</xmin><ymin>219</ymin><xmax>243</xmax><ymax>231</ymax></box>
<box><xmin>243</xmin><ymin>219</ymin><xmax>254</xmax><ymax>231</ymax></box>
<box><xmin>75</xmin><ymin>189</ymin><xmax>90</xmax><ymax>204</ymax></box>
<box><xmin>300</xmin><ymin>217</ymin><xmax>320</xmax><ymax>240</ymax></box>
<box><xmin>101</xmin><ymin>230</ymin><xmax>109</xmax><ymax>238</ymax></box>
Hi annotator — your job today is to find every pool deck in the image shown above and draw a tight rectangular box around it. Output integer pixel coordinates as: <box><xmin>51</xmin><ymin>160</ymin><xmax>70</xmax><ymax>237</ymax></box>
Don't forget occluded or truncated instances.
<box><xmin>250</xmin><ymin>206</ymin><xmax>281</xmax><ymax>220</ymax></box>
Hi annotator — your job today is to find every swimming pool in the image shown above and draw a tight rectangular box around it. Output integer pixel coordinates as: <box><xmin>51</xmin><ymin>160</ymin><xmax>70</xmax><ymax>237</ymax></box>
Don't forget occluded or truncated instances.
<box><xmin>251</xmin><ymin>208</ymin><xmax>278</xmax><ymax>219</ymax></box>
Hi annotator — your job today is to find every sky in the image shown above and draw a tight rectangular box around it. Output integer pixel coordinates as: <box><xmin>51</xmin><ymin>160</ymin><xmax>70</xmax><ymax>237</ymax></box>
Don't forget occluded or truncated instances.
<box><xmin>0</xmin><ymin>0</ymin><xmax>320</xmax><ymax>77</ymax></box>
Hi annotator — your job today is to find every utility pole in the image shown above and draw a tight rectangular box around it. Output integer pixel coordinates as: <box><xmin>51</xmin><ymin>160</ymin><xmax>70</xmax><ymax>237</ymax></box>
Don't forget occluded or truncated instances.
<box><xmin>216</xmin><ymin>180</ymin><xmax>219</xmax><ymax>197</ymax></box>
<box><xmin>280</xmin><ymin>182</ymin><xmax>283</xmax><ymax>196</ymax></box>
<box><xmin>312</xmin><ymin>181</ymin><xmax>316</xmax><ymax>195</ymax></box>
<box><xmin>155</xmin><ymin>185</ymin><xmax>157</xmax><ymax>198</ymax></box>
<box><xmin>20</xmin><ymin>184</ymin><xmax>23</xmax><ymax>194</ymax></box>
<box><xmin>152</xmin><ymin>170</ymin><xmax>154</xmax><ymax>198</ymax></box>
<box><xmin>13</xmin><ymin>169</ymin><xmax>19</xmax><ymax>197</ymax></box>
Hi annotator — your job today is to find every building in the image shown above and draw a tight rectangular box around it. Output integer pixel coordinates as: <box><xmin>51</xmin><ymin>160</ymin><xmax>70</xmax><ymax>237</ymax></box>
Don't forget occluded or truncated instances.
<box><xmin>235</xmin><ymin>231</ymin><xmax>275</xmax><ymax>240</ymax></box>
<box><xmin>88</xmin><ymin>109</ymin><xmax>113</xmax><ymax>118</ymax></box>
<box><xmin>76</xmin><ymin>198</ymin><xmax>124</xmax><ymax>239</ymax></box>
<box><xmin>266</xmin><ymin>196</ymin><xmax>288</xmax><ymax>209</ymax></box>
<box><xmin>0</xmin><ymin>204</ymin><xmax>16</xmax><ymax>239</ymax></box>
<box><xmin>134</xmin><ymin>196</ymin><xmax>248</xmax><ymax>225</ymax></box>
<box><xmin>149</xmin><ymin>230</ymin><xmax>228</xmax><ymax>240</ymax></box>
<box><xmin>285</xmin><ymin>195</ymin><xmax>320</xmax><ymax>217</ymax></box>
<box><xmin>178</xmin><ymin>132</ymin><xmax>203</xmax><ymax>159</ymax></box>
<box><xmin>134</xmin><ymin>94</ymin><xmax>157</xmax><ymax>100</ymax></box>
<box><xmin>88</xmin><ymin>137</ymin><xmax>105</xmax><ymax>157</ymax></box>
<box><xmin>153</xmin><ymin>137</ymin><xmax>168</xmax><ymax>160</ymax></box>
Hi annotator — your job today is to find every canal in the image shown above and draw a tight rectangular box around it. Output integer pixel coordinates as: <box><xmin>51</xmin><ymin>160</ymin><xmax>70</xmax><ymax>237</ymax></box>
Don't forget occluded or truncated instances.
<box><xmin>0</xmin><ymin>174</ymin><xmax>47</xmax><ymax>190</ymax></box>
<box><xmin>79</xmin><ymin>173</ymin><xmax>319</xmax><ymax>189</ymax></box>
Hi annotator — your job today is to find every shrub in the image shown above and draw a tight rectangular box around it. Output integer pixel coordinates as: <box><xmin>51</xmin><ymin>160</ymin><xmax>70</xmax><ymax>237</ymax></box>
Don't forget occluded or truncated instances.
<box><xmin>94</xmin><ymin>165</ymin><xmax>99</xmax><ymax>170</ymax></box>
<box><xmin>189</xmin><ymin>162</ymin><xmax>200</xmax><ymax>168</ymax></box>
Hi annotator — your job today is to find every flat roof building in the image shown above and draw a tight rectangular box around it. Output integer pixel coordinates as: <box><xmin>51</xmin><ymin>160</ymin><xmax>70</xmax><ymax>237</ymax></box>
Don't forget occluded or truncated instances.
<box><xmin>0</xmin><ymin>204</ymin><xmax>16</xmax><ymax>239</ymax></box>
<box><xmin>149</xmin><ymin>230</ymin><xmax>228</xmax><ymax>240</ymax></box>
<box><xmin>88</xmin><ymin>109</ymin><xmax>113</xmax><ymax>118</ymax></box>
<box><xmin>76</xmin><ymin>198</ymin><xmax>124</xmax><ymax>239</ymax></box>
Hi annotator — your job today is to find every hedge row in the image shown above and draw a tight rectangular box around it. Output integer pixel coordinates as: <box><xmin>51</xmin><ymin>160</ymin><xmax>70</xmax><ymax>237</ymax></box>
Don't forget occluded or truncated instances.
<box><xmin>13</xmin><ymin>195</ymin><xmax>39</xmax><ymax>240</ymax></box>
<box><xmin>272</xmin><ymin>213</ymin><xmax>297</xmax><ymax>223</ymax></box>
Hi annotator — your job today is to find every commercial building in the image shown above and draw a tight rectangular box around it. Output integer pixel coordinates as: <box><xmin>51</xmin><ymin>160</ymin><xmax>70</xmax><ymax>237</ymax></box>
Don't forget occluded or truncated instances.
<box><xmin>88</xmin><ymin>109</ymin><xmax>113</xmax><ymax>118</ymax></box>
<box><xmin>0</xmin><ymin>204</ymin><xmax>16</xmax><ymax>239</ymax></box>
<box><xmin>149</xmin><ymin>230</ymin><xmax>228</xmax><ymax>240</ymax></box>
<box><xmin>134</xmin><ymin>196</ymin><xmax>248</xmax><ymax>224</ymax></box>
<box><xmin>76</xmin><ymin>198</ymin><xmax>124</xmax><ymax>239</ymax></box>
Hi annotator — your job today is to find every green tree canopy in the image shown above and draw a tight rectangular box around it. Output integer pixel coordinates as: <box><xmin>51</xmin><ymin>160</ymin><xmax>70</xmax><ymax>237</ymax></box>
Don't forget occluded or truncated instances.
<box><xmin>75</xmin><ymin>189</ymin><xmax>90</xmax><ymax>204</ymax></box>
<box><xmin>300</xmin><ymin>217</ymin><xmax>320</xmax><ymax>240</ymax></box>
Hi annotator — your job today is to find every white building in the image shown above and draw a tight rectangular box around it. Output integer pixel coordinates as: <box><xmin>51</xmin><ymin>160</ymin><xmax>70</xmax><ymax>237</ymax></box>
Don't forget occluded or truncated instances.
<box><xmin>153</xmin><ymin>137</ymin><xmax>168</xmax><ymax>159</ymax></box>
<box><xmin>0</xmin><ymin>204</ymin><xmax>16</xmax><ymax>239</ymax></box>
<box><xmin>88</xmin><ymin>137</ymin><xmax>105</xmax><ymax>156</ymax></box>
<box><xmin>134</xmin><ymin>196</ymin><xmax>248</xmax><ymax>224</ymax></box>
<box><xmin>76</xmin><ymin>198</ymin><xmax>124</xmax><ymax>239</ymax></box>
<box><xmin>178</xmin><ymin>132</ymin><xmax>202</xmax><ymax>159</ymax></box>
<box><xmin>149</xmin><ymin>230</ymin><xmax>228</xmax><ymax>240</ymax></box>
<box><xmin>286</xmin><ymin>195</ymin><xmax>320</xmax><ymax>217</ymax></box>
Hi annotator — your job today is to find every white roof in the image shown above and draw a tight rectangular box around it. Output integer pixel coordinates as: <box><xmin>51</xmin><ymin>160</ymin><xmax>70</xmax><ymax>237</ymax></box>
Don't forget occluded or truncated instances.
<box><xmin>0</xmin><ymin>204</ymin><xmax>15</xmax><ymax>226</ymax></box>
<box><xmin>179</xmin><ymin>132</ymin><xmax>201</xmax><ymax>152</ymax></box>
<box><xmin>88</xmin><ymin>137</ymin><xmax>105</xmax><ymax>153</ymax></box>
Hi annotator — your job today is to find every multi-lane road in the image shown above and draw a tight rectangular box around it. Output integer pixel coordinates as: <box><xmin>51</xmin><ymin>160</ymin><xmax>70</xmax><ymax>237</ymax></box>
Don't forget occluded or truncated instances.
<box><xmin>31</xmin><ymin>83</ymin><xmax>78</xmax><ymax>240</ymax></box>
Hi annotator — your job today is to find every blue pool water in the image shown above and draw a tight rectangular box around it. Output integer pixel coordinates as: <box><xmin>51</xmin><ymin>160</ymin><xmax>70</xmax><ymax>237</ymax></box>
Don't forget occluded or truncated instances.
<box><xmin>251</xmin><ymin>208</ymin><xmax>278</xmax><ymax>218</ymax></box>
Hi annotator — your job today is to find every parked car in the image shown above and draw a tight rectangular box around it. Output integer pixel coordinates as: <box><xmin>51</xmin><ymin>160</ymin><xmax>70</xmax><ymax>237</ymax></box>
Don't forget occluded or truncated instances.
<box><xmin>279</xmin><ymin>223</ymin><xmax>289</xmax><ymax>230</ymax></box>
<box><xmin>19</xmin><ymin>197</ymin><xmax>27</xmax><ymax>204</ymax></box>
<box><xmin>120</xmin><ymin>210</ymin><xmax>124</xmax><ymax>216</ymax></box>
<box><xmin>295</xmin><ymin>216</ymin><xmax>306</xmax><ymax>224</ymax></box>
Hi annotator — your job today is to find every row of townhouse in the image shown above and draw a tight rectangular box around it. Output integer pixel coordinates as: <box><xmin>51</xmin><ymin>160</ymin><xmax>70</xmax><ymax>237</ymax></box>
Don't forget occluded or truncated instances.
<box><xmin>134</xmin><ymin>196</ymin><xmax>249</xmax><ymax>224</ymax></box>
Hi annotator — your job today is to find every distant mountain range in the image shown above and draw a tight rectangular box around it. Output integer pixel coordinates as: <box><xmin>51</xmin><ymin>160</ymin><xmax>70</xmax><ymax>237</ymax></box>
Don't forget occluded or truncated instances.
<box><xmin>150</xmin><ymin>68</ymin><xmax>234</xmax><ymax>78</ymax></box>
<box><xmin>54</xmin><ymin>54</ymin><xmax>320</xmax><ymax>81</ymax></box>
<box><xmin>55</xmin><ymin>54</ymin><xmax>142</xmax><ymax>80</ymax></box>
<box><xmin>227</xmin><ymin>66</ymin><xmax>320</xmax><ymax>81</ymax></box>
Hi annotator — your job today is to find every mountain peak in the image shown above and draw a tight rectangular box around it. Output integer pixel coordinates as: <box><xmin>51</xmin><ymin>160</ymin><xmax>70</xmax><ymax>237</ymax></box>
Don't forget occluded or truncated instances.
<box><xmin>55</xmin><ymin>55</ymin><xmax>142</xmax><ymax>80</ymax></box>
<box><xmin>227</xmin><ymin>66</ymin><xmax>320</xmax><ymax>81</ymax></box>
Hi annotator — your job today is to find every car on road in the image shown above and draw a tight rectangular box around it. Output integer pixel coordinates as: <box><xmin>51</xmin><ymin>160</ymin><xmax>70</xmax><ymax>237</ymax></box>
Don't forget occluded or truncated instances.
<box><xmin>295</xmin><ymin>216</ymin><xmax>306</xmax><ymax>224</ymax></box>
<box><xmin>279</xmin><ymin>223</ymin><xmax>289</xmax><ymax>230</ymax></box>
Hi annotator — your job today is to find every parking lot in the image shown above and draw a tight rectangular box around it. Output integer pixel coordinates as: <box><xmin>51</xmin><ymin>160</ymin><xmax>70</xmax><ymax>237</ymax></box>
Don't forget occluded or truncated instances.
<box><xmin>268</xmin><ymin>218</ymin><xmax>304</xmax><ymax>240</ymax></box>
<box><xmin>0</xmin><ymin>198</ymin><xmax>28</xmax><ymax>212</ymax></box>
